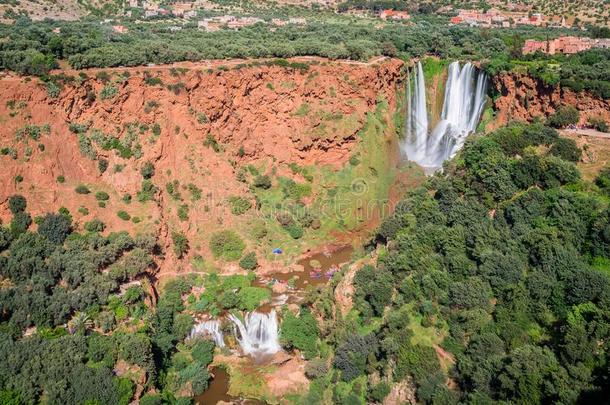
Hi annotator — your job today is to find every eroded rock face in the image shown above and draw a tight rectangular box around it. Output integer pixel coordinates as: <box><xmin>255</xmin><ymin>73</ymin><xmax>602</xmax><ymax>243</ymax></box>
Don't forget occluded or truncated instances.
<box><xmin>491</xmin><ymin>72</ymin><xmax>610</xmax><ymax>129</ymax></box>
<box><xmin>0</xmin><ymin>58</ymin><xmax>403</xmax><ymax>274</ymax></box>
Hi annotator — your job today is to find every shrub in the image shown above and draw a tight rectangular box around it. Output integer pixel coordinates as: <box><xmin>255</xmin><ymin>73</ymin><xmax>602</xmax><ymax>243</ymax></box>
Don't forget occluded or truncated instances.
<box><xmin>209</xmin><ymin>230</ymin><xmax>245</xmax><ymax>261</ymax></box>
<box><xmin>191</xmin><ymin>340</ymin><xmax>215</xmax><ymax>365</ymax></box>
<box><xmin>10</xmin><ymin>211</ymin><xmax>32</xmax><ymax>237</ymax></box>
<box><xmin>117</xmin><ymin>211</ymin><xmax>131</xmax><ymax>221</ymax></box>
<box><xmin>8</xmin><ymin>195</ymin><xmax>26</xmax><ymax>214</ymax></box>
<box><xmin>588</xmin><ymin>116</ymin><xmax>608</xmax><ymax>132</ymax></box>
<box><xmin>177</xmin><ymin>204</ymin><xmax>189</xmax><ymax>221</ymax></box>
<box><xmin>98</xmin><ymin>158</ymin><xmax>108</xmax><ymax>174</ymax></box>
<box><xmin>144</xmin><ymin>76</ymin><xmax>163</xmax><ymax>86</ymax></box>
<box><xmin>140</xmin><ymin>161</ymin><xmax>155</xmax><ymax>179</ymax></box>
<box><xmin>37</xmin><ymin>213</ymin><xmax>71</xmax><ymax>244</ymax></box>
<box><xmin>305</xmin><ymin>358</ymin><xmax>328</xmax><ymax>379</ymax></box>
<box><xmin>237</xmin><ymin>286</ymin><xmax>271</xmax><ymax>311</ymax></box>
<box><xmin>203</xmin><ymin>134</ymin><xmax>220</xmax><ymax>152</ymax></box>
<box><xmin>95</xmin><ymin>191</ymin><xmax>110</xmax><ymax>201</ymax></box>
<box><xmin>595</xmin><ymin>167</ymin><xmax>610</xmax><ymax>195</ymax></box>
<box><xmin>369</xmin><ymin>382</ymin><xmax>391</xmax><ymax>403</ymax></box>
<box><xmin>239</xmin><ymin>252</ymin><xmax>258</xmax><ymax>270</ymax></box>
<box><xmin>137</xmin><ymin>180</ymin><xmax>157</xmax><ymax>202</ymax></box>
<box><xmin>45</xmin><ymin>81</ymin><xmax>60</xmax><ymax>98</ymax></box>
<box><xmin>100</xmin><ymin>85</ymin><xmax>118</xmax><ymax>100</ymax></box>
<box><xmin>285</xmin><ymin>223</ymin><xmax>304</xmax><ymax>239</ymax></box>
<box><xmin>228</xmin><ymin>196</ymin><xmax>252</xmax><ymax>215</ymax></box>
<box><xmin>56</xmin><ymin>175</ymin><xmax>65</xmax><ymax>183</ymax></box>
<box><xmin>172</xmin><ymin>231</ymin><xmax>189</xmax><ymax>258</ymax></box>
<box><xmin>14</xmin><ymin>175</ymin><xmax>23</xmax><ymax>183</ymax></box>
<box><xmin>549</xmin><ymin>138</ymin><xmax>581</xmax><ymax>162</ymax></box>
<box><xmin>85</xmin><ymin>218</ymin><xmax>106</xmax><ymax>232</ymax></box>
<box><xmin>281</xmin><ymin>310</ymin><xmax>319</xmax><ymax>359</ymax></box>
<box><xmin>139</xmin><ymin>394</ymin><xmax>162</xmax><ymax>405</ymax></box>
<box><xmin>75</xmin><ymin>184</ymin><xmax>90</xmax><ymax>194</ymax></box>
<box><xmin>253</xmin><ymin>174</ymin><xmax>272</xmax><ymax>189</ymax></box>
<box><xmin>547</xmin><ymin>106</ymin><xmax>579</xmax><ymax>128</ymax></box>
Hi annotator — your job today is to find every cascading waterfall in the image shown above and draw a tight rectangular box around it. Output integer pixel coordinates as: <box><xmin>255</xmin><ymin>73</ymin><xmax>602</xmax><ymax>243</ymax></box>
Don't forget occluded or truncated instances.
<box><xmin>403</xmin><ymin>61</ymin><xmax>429</xmax><ymax>164</ymax></box>
<box><xmin>189</xmin><ymin>319</ymin><xmax>225</xmax><ymax>347</ymax></box>
<box><xmin>403</xmin><ymin>61</ymin><xmax>488</xmax><ymax>170</ymax></box>
<box><xmin>228</xmin><ymin>310</ymin><xmax>280</xmax><ymax>358</ymax></box>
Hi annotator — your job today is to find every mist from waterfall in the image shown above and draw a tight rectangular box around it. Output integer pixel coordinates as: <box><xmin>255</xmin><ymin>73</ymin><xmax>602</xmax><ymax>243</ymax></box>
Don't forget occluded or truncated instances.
<box><xmin>189</xmin><ymin>319</ymin><xmax>225</xmax><ymax>347</ymax></box>
<box><xmin>228</xmin><ymin>310</ymin><xmax>280</xmax><ymax>359</ymax></box>
<box><xmin>403</xmin><ymin>61</ymin><xmax>488</xmax><ymax>170</ymax></box>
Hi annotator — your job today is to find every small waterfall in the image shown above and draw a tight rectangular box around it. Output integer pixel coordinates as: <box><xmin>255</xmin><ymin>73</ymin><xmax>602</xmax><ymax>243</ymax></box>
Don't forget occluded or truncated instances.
<box><xmin>189</xmin><ymin>320</ymin><xmax>225</xmax><ymax>347</ymax></box>
<box><xmin>228</xmin><ymin>310</ymin><xmax>280</xmax><ymax>358</ymax></box>
<box><xmin>403</xmin><ymin>61</ymin><xmax>488</xmax><ymax>170</ymax></box>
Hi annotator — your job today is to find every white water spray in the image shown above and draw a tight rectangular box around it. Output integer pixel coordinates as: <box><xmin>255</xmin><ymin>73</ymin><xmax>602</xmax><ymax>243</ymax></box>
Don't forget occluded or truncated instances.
<box><xmin>189</xmin><ymin>319</ymin><xmax>225</xmax><ymax>347</ymax></box>
<box><xmin>403</xmin><ymin>61</ymin><xmax>430</xmax><ymax>164</ymax></box>
<box><xmin>228</xmin><ymin>310</ymin><xmax>280</xmax><ymax>358</ymax></box>
<box><xmin>403</xmin><ymin>61</ymin><xmax>488</xmax><ymax>170</ymax></box>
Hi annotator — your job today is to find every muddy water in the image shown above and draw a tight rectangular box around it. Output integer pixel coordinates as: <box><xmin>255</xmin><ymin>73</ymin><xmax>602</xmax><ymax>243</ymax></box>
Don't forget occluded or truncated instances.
<box><xmin>258</xmin><ymin>245</ymin><xmax>355</xmax><ymax>292</ymax></box>
<box><xmin>194</xmin><ymin>367</ymin><xmax>264</xmax><ymax>405</ymax></box>
<box><xmin>194</xmin><ymin>367</ymin><xmax>232</xmax><ymax>404</ymax></box>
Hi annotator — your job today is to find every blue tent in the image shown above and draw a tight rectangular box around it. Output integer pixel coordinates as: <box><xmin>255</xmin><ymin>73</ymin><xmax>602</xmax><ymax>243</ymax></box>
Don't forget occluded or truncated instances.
<box><xmin>272</xmin><ymin>248</ymin><xmax>283</xmax><ymax>255</ymax></box>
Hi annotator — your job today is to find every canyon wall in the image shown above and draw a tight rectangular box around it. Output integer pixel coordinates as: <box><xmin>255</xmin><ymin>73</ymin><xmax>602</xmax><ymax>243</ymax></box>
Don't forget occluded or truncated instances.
<box><xmin>0</xmin><ymin>58</ymin><xmax>403</xmax><ymax>273</ymax></box>
<box><xmin>491</xmin><ymin>72</ymin><xmax>610</xmax><ymax>128</ymax></box>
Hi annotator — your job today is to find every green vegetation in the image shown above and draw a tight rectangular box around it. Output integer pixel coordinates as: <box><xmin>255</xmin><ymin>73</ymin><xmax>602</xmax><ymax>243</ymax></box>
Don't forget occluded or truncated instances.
<box><xmin>209</xmin><ymin>230</ymin><xmax>245</xmax><ymax>261</ymax></box>
<box><xmin>171</xmin><ymin>231</ymin><xmax>189</xmax><ymax>258</ymax></box>
<box><xmin>304</xmin><ymin>123</ymin><xmax>610</xmax><ymax>404</ymax></box>
<box><xmin>117</xmin><ymin>210</ymin><xmax>131</xmax><ymax>221</ymax></box>
<box><xmin>228</xmin><ymin>196</ymin><xmax>252</xmax><ymax>215</ymax></box>
<box><xmin>239</xmin><ymin>251</ymin><xmax>258</xmax><ymax>270</ymax></box>
<box><xmin>75</xmin><ymin>184</ymin><xmax>90</xmax><ymax>194</ymax></box>
<box><xmin>188</xmin><ymin>273</ymin><xmax>271</xmax><ymax>313</ymax></box>
<box><xmin>0</xmin><ymin>214</ymin><xmax>171</xmax><ymax>404</ymax></box>
<box><xmin>280</xmin><ymin>309</ymin><xmax>320</xmax><ymax>359</ymax></box>
<box><xmin>548</xmin><ymin>105</ymin><xmax>580</xmax><ymax>128</ymax></box>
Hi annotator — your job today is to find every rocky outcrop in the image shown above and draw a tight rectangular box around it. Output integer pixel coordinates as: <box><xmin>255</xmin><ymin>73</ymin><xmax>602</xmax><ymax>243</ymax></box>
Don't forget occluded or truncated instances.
<box><xmin>0</xmin><ymin>58</ymin><xmax>403</xmax><ymax>275</ymax></box>
<box><xmin>491</xmin><ymin>72</ymin><xmax>610</xmax><ymax>129</ymax></box>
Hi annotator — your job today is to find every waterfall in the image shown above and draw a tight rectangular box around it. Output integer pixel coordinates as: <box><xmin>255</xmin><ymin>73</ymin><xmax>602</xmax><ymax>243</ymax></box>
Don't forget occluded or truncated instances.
<box><xmin>403</xmin><ymin>61</ymin><xmax>488</xmax><ymax>170</ymax></box>
<box><xmin>228</xmin><ymin>310</ymin><xmax>280</xmax><ymax>358</ymax></box>
<box><xmin>189</xmin><ymin>320</ymin><xmax>225</xmax><ymax>347</ymax></box>
<box><xmin>403</xmin><ymin>61</ymin><xmax>429</xmax><ymax>164</ymax></box>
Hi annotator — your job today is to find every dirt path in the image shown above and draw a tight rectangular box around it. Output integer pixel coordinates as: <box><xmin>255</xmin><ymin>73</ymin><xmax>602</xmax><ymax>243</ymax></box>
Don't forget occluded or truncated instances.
<box><xmin>560</xmin><ymin>128</ymin><xmax>610</xmax><ymax>139</ymax></box>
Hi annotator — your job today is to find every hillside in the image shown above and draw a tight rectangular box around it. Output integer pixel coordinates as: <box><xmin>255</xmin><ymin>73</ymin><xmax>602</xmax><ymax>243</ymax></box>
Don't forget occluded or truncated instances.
<box><xmin>0</xmin><ymin>57</ymin><xmax>404</xmax><ymax>276</ymax></box>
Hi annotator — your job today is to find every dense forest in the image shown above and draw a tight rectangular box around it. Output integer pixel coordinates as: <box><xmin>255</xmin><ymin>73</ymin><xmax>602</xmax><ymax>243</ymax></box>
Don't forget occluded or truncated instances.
<box><xmin>304</xmin><ymin>123</ymin><xmax>610</xmax><ymax>403</ymax></box>
<box><xmin>0</xmin><ymin>208</ymin><xmax>211</xmax><ymax>404</ymax></box>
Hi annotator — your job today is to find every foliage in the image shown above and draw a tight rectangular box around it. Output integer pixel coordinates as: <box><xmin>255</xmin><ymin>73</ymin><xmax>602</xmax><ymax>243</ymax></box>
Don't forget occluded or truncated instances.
<box><xmin>228</xmin><ymin>196</ymin><xmax>252</xmax><ymax>215</ymax></box>
<box><xmin>37</xmin><ymin>212</ymin><xmax>71</xmax><ymax>244</ymax></box>
<box><xmin>239</xmin><ymin>251</ymin><xmax>258</xmax><ymax>270</ymax></box>
<box><xmin>8</xmin><ymin>195</ymin><xmax>26</xmax><ymax>214</ymax></box>
<box><xmin>171</xmin><ymin>231</ymin><xmax>189</xmax><ymax>258</ymax></box>
<box><xmin>306</xmin><ymin>123</ymin><xmax>610</xmax><ymax>404</ymax></box>
<box><xmin>549</xmin><ymin>137</ymin><xmax>581</xmax><ymax>162</ymax></box>
<box><xmin>547</xmin><ymin>106</ymin><xmax>580</xmax><ymax>128</ymax></box>
<box><xmin>281</xmin><ymin>309</ymin><xmax>320</xmax><ymax>359</ymax></box>
<box><xmin>209</xmin><ymin>230</ymin><xmax>245</xmax><ymax>261</ymax></box>
<box><xmin>75</xmin><ymin>184</ymin><xmax>91</xmax><ymax>194</ymax></box>
<box><xmin>140</xmin><ymin>161</ymin><xmax>155</xmax><ymax>179</ymax></box>
<box><xmin>252</xmin><ymin>174</ymin><xmax>272</xmax><ymax>189</ymax></box>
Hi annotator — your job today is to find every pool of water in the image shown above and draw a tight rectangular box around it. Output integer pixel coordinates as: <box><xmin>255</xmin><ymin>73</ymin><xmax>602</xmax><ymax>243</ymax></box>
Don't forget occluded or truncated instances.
<box><xmin>194</xmin><ymin>367</ymin><xmax>264</xmax><ymax>405</ymax></box>
<box><xmin>257</xmin><ymin>245</ymin><xmax>354</xmax><ymax>292</ymax></box>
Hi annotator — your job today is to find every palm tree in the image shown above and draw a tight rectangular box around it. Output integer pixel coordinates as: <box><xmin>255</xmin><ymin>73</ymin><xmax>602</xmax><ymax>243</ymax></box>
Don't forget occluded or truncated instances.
<box><xmin>68</xmin><ymin>312</ymin><xmax>93</xmax><ymax>335</ymax></box>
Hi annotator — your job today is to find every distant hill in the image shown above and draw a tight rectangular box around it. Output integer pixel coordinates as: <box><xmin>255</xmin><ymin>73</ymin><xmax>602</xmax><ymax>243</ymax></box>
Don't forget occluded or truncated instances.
<box><xmin>0</xmin><ymin>0</ymin><xmax>124</xmax><ymax>22</ymax></box>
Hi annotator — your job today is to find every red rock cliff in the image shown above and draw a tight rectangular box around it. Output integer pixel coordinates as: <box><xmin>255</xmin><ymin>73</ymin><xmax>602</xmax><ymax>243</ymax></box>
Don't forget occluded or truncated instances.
<box><xmin>491</xmin><ymin>72</ymin><xmax>610</xmax><ymax>128</ymax></box>
<box><xmin>0</xmin><ymin>58</ymin><xmax>404</xmax><ymax>272</ymax></box>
